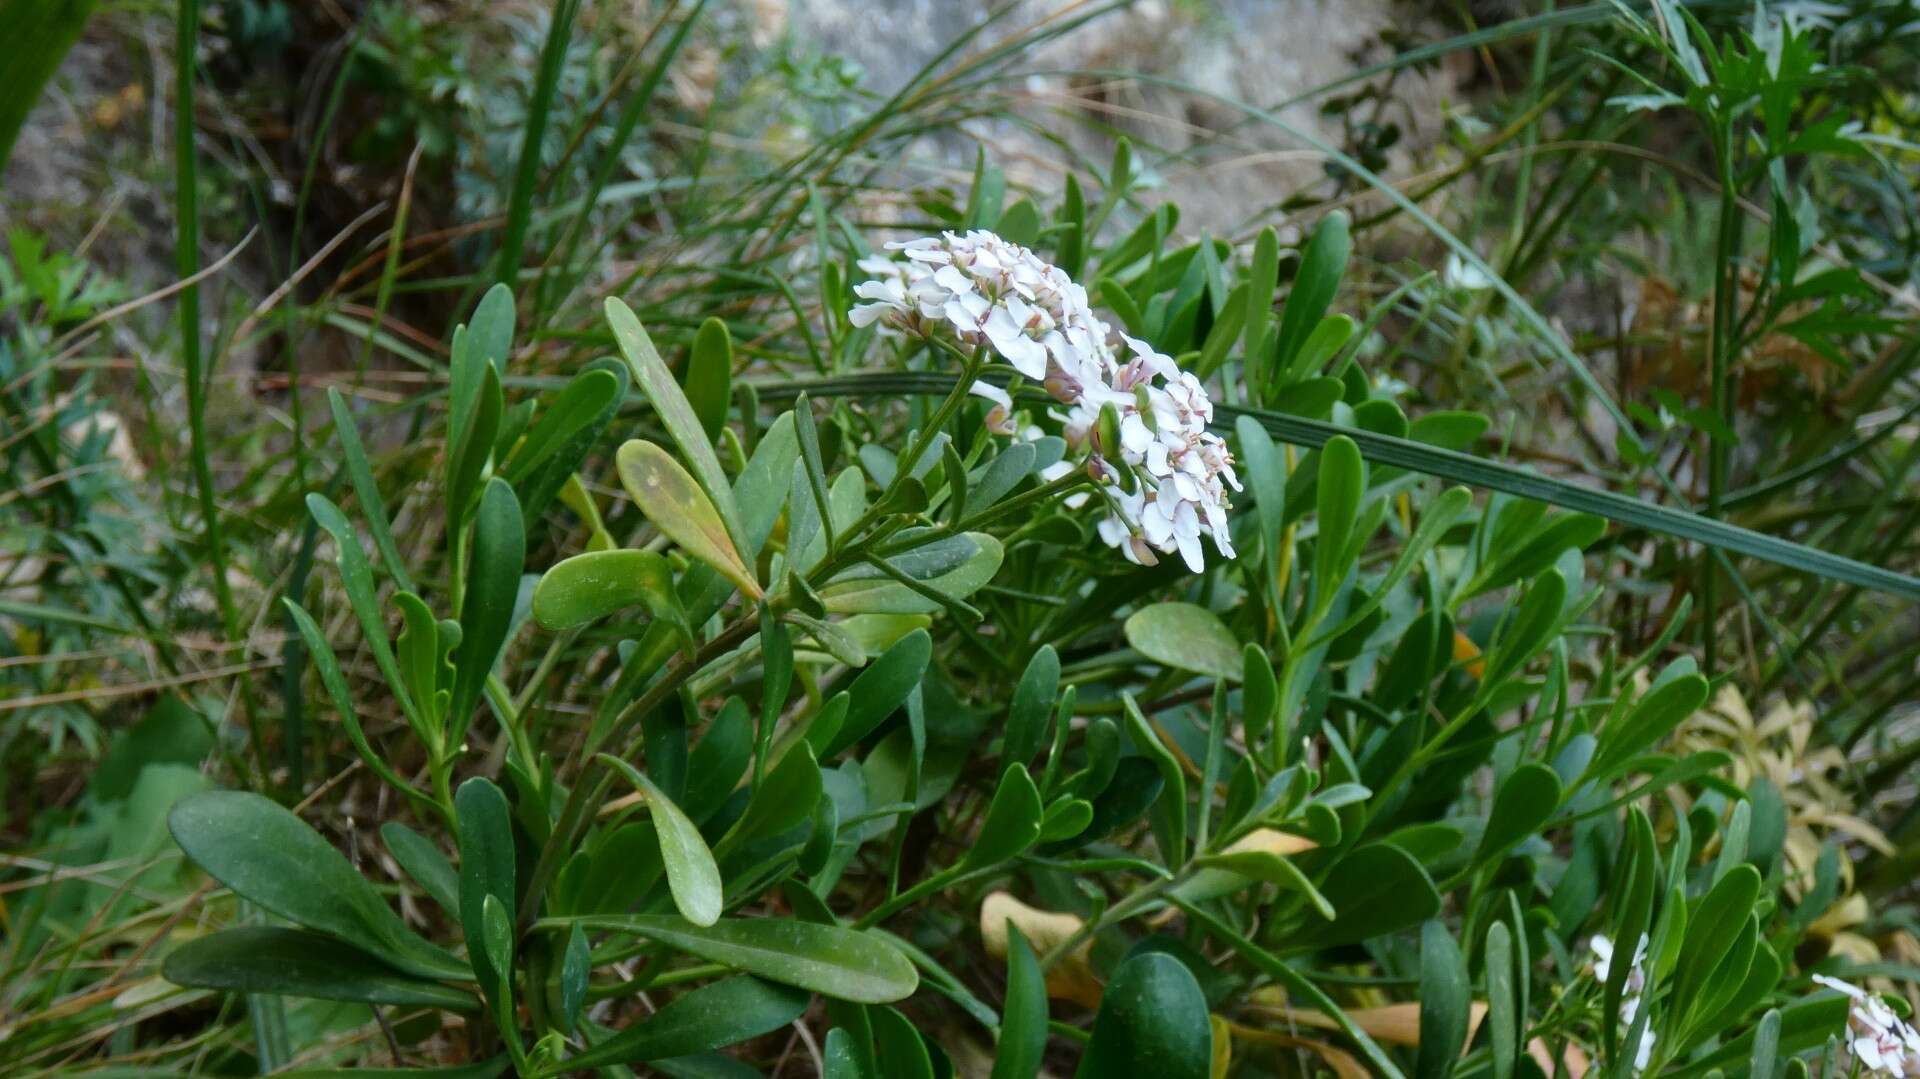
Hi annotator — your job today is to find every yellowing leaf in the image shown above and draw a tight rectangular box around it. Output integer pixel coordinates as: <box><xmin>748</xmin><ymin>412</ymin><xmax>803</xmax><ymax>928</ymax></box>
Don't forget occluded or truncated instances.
<box><xmin>616</xmin><ymin>439</ymin><xmax>761</xmax><ymax>600</ymax></box>
<box><xmin>980</xmin><ymin>891</ymin><xmax>1102</xmax><ymax>1008</ymax></box>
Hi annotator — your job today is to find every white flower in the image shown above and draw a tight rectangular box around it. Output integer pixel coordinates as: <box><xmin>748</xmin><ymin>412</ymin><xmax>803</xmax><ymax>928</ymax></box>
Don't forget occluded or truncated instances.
<box><xmin>1814</xmin><ymin>975</ymin><xmax>1920</xmax><ymax>1077</ymax></box>
<box><xmin>851</xmin><ymin>230</ymin><xmax>1112</xmax><ymax>398</ymax></box>
<box><xmin>1590</xmin><ymin>934</ymin><xmax>1649</xmax><ymax>995</ymax></box>
<box><xmin>1590</xmin><ymin>935</ymin><xmax>1656</xmax><ymax>1074</ymax></box>
<box><xmin>852</xmin><ymin>230</ymin><xmax>1240</xmax><ymax>572</ymax></box>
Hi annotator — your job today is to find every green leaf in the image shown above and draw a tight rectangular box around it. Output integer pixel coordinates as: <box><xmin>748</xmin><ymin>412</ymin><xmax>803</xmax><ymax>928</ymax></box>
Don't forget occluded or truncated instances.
<box><xmin>600</xmin><ymin>755</ymin><xmax>724</xmax><ymax>926</ymax></box>
<box><xmin>1122</xmin><ymin>694</ymin><xmax>1188</xmax><ymax>864</ymax></box>
<box><xmin>1074</xmin><ymin>952</ymin><xmax>1210</xmax><ymax>1079</ymax></box>
<box><xmin>382</xmin><ymin>822</ymin><xmax>458</xmax><ymax>914</ymax></box>
<box><xmin>1588</xmin><ymin>661</ymin><xmax>1709</xmax><ymax>780</ymax></box>
<box><xmin>457</xmin><ymin>777</ymin><xmax>516</xmax><ymax>991</ymax></box>
<box><xmin>1472</xmin><ymin>764</ymin><xmax>1562</xmax><ymax>867</ymax></box>
<box><xmin>1485</xmin><ymin>922</ymin><xmax>1516</xmax><ymax>1079</ymax></box>
<box><xmin>570</xmin><ymin>915</ymin><xmax>919</xmax><ymax>1003</ymax></box>
<box><xmin>991</xmin><ymin>924</ymin><xmax>1048</xmax><ymax>1079</ymax></box>
<box><xmin>1124</xmin><ymin>603</ymin><xmax>1241</xmax><ymax>682</ymax></box>
<box><xmin>821</xmin><ymin>534</ymin><xmax>1004</xmax><ymax>615</ymax></box>
<box><xmin>823</xmin><ymin>629</ymin><xmax>930</xmax><ymax>758</ymax></box>
<box><xmin>873</xmin><ymin>1006</ymin><xmax>938</xmax><ymax>1079</ymax></box>
<box><xmin>447</xmin><ymin>363</ymin><xmax>504</xmax><ymax>533</ymax></box>
<box><xmin>685</xmin><ymin>317</ymin><xmax>734</xmax><ymax>442</ymax></box>
<box><xmin>563</xmin><ymin>976</ymin><xmax>810</xmax><ymax>1070</ymax></box>
<box><xmin>1415</xmin><ymin>921</ymin><xmax>1469</xmax><ymax>1079</ymax></box>
<box><xmin>1004</xmin><ymin>646</ymin><xmax>1058</xmax><ymax>771</ymax></box>
<box><xmin>1273</xmin><ymin>211</ymin><xmax>1349</xmax><ymax>390</ymax></box>
<box><xmin>168</xmin><ymin>791</ymin><xmax>465</xmax><ymax>980</ymax></box>
<box><xmin>606</xmin><ymin>297</ymin><xmax>751</xmax><ymax>556</ymax></box>
<box><xmin>1315</xmin><ymin>842</ymin><xmax>1440</xmax><ymax>948</ymax></box>
<box><xmin>450</xmin><ymin>478</ymin><xmax>525</xmax><ymax>736</ymax></box>
<box><xmin>326</xmin><ymin>388</ymin><xmax>415</xmax><ymax>593</ymax></box>
<box><xmin>503</xmin><ymin>365</ymin><xmax>623</xmax><ymax>529</ymax></box>
<box><xmin>561</xmin><ymin>924</ymin><xmax>590</xmax><ymax>1032</ymax></box>
<box><xmin>616</xmin><ymin>439</ymin><xmax>761</xmax><ymax>600</ymax></box>
<box><xmin>724</xmin><ymin>741</ymin><xmax>823</xmax><ymax>852</ymax></box>
<box><xmin>163</xmin><ymin>928</ymin><xmax>474</xmax><ymax>1010</ymax></box>
<box><xmin>532</xmin><ymin>549</ymin><xmax>687</xmax><ymax>636</ymax></box>
<box><xmin>1312</xmin><ymin>435</ymin><xmax>1364</xmax><ymax>614</ymax></box>
<box><xmin>1672</xmin><ymin>865</ymin><xmax>1761</xmax><ymax>1024</ymax></box>
<box><xmin>963</xmin><ymin>765</ymin><xmax>1043</xmax><ymax>870</ymax></box>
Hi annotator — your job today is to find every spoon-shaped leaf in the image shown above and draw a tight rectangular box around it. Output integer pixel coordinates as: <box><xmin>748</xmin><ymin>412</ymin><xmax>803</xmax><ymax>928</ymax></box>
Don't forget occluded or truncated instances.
<box><xmin>601</xmin><ymin>755</ymin><xmax>723</xmax><ymax>926</ymax></box>
<box><xmin>532</xmin><ymin>548</ymin><xmax>687</xmax><ymax>635</ymax></box>
<box><xmin>1124</xmin><ymin>603</ymin><xmax>1241</xmax><ymax>682</ymax></box>
<box><xmin>962</xmin><ymin>764</ymin><xmax>1043</xmax><ymax>870</ymax></box>
<box><xmin>168</xmin><ymin>791</ymin><xmax>466</xmax><ymax>980</ymax></box>
<box><xmin>616</xmin><ymin>439</ymin><xmax>761</xmax><ymax>600</ymax></box>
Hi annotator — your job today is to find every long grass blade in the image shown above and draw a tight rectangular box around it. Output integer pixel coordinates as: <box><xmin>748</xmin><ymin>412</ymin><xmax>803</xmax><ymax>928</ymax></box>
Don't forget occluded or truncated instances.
<box><xmin>761</xmin><ymin>371</ymin><xmax>1920</xmax><ymax>601</ymax></box>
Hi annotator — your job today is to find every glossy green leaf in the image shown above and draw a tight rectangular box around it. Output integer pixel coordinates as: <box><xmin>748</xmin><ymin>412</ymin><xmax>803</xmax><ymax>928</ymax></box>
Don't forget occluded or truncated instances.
<box><xmin>1312</xmin><ymin>435</ymin><xmax>1364</xmax><ymax>613</ymax></box>
<box><xmin>564</xmin><ymin>976</ymin><xmax>809</xmax><ymax>1070</ymax></box>
<box><xmin>1415</xmin><ymin>921</ymin><xmax>1469</xmax><ymax>1079</ymax></box>
<box><xmin>824</xmin><ymin>629</ymin><xmax>930</xmax><ymax>758</ymax></box>
<box><xmin>561</xmin><ymin>923</ymin><xmax>590</xmax><ymax>1032</ymax></box>
<box><xmin>685</xmin><ymin>317</ymin><xmax>734</xmax><ymax>441</ymax></box>
<box><xmin>457</xmin><ymin>777</ymin><xmax>516</xmax><ymax>990</ymax></box>
<box><xmin>963</xmin><ymin>765</ymin><xmax>1043</xmax><ymax>869</ymax></box>
<box><xmin>447</xmin><ymin>363</ymin><xmax>504</xmax><ymax>532</ymax></box>
<box><xmin>1194</xmin><ymin>848</ymin><xmax>1333</xmax><ymax>919</ymax></box>
<box><xmin>1074</xmin><ymin>952</ymin><xmax>1210</xmax><ymax>1079</ymax></box>
<box><xmin>726</xmin><ymin>741</ymin><xmax>823</xmax><ymax>851</ymax></box>
<box><xmin>873</xmin><ymin>1006</ymin><xmax>937</xmax><ymax>1079</ymax></box>
<box><xmin>1124</xmin><ymin>603</ymin><xmax>1241</xmax><ymax>681</ymax></box>
<box><xmin>617</xmin><ymin>438</ymin><xmax>761</xmax><ymax>600</ymax></box>
<box><xmin>1485</xmin><ymin>922</ymin><xmax>1516</xmax><ymax>1079</ymax></box>
<box><xmin>1004</xmin><ymin>645</ymin><xmax>1058</xmax><ymax>771</ymax></box>
<box><xmin>1588</xmin><ymin>661</ymin><xmax>1709</xmax><ymax>780</ymax></box>
<box><xmin>1672</xmin><ymin>865</ymin><xmax>1761</xmax><ymax>1024</ymax></box>
<box><xmin>570</xmin><ymin>915</ymin><xmax>919</xmax><ymax>1003</ymax></box>
<box><xmin>168</xmin><ymin>791</ymin><xmax>465</xmax><ymax>980</ymax></box>
<box><xmin>601</xmin><ymin>755</ymin><xmax>724</xmax><ymax>926</ymax></box>
<box><xmin>163</xmin><ymin>928</ymin><xmax>473</xmax><ymax>1010</ymax></box>
<box><xmin>504</xmin><ymin>365</ymin><xmax>623</xmax><ymax>529</ymax></box>
<box><xmin>1122</xmin><ymin>694</ymin><xmax>1188</xmax><ymax>863</ymax></box>
<box><xmin>1472</xmin><ymin>764</ymin><xmax>1562</xmax><ymax>866</ymax></box>
<box><xmin>821</xmin><ymin>534</ymin><xmax>1003</xmax><ymax>615</ymax></box>
<box><xmin>606</xmin><ymin>297</ymin><xmax>750</xmax><ymax>556</ymax></box>
<box><xmin>990</xmin><ymin>923</ymin><xmax>1047</xmax><ymax>1079</ymax></box>
<box><xmin>1273</xmin><ymin>211</ymin><xmax>1349</xmax><ymax>390</ymax></box>
<box><xmin>532</xmin><ymin>549</ymin><xmax>685</xmax><ymax>633</ymax></box>
<box><xmin>450</xmin><ymin>478</ymin><xmax>525</xmax><ymax>736</ymax></box>
<box><xmin>1315</xmin><ymin>841</ymin><xmax>1440</xmax><ymax>948</ymax></box>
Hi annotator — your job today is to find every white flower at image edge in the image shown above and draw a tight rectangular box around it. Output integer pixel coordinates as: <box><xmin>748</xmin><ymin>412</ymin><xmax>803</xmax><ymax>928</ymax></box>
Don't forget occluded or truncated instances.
<box><xmin>1589</xmin><ymin>935</ymin><xmax>1655</xmax><ymax>1074</ymax></box>
<box><xmin>1814</xmin><ymin>974</ymin><xmax>1920</xmax><ymax>1076</ymax></box>
<box><xmin>851</xmin><ymin>229</ymin><xmax>1240</xmax><ymax>573</ymax></box>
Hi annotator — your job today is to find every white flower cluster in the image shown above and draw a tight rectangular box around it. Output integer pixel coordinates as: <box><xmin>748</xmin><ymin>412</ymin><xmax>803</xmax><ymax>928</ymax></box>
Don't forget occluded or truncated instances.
<box><xmin>1815</xmin><ymin>975</ymin><xmax>1920</xmax><ymax>1076</ymax></box>
<box><xmin>851</xmin><ymin>229</ymin><xmax>1239</xmax><ymax>572</ymax></box>
<box><xmin>1590</xmin><ymin>935</ymin><xmax>1657</xmax><ymax>1074</ymax></box>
